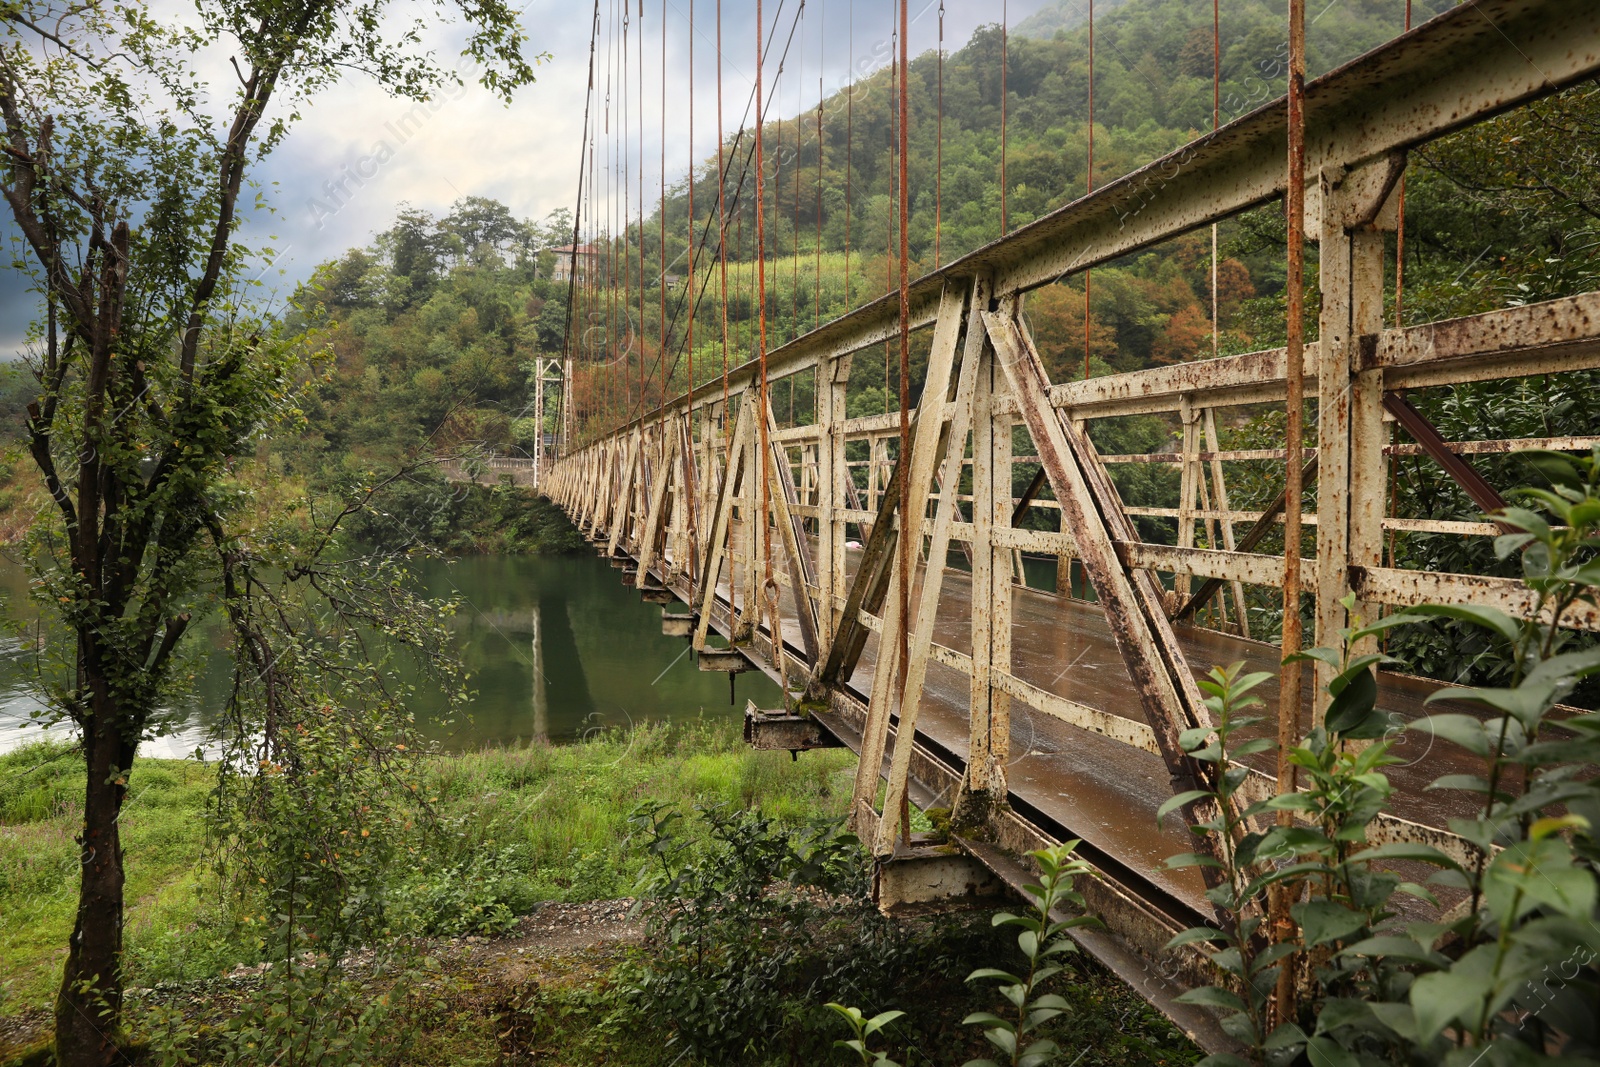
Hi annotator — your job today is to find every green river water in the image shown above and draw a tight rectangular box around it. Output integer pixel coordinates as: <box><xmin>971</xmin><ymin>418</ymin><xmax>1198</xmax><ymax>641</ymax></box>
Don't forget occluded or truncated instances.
<box><xmin>0</xmin><ymin>553</ymin><xmax>782</xmax><ymax>757</ymax></box>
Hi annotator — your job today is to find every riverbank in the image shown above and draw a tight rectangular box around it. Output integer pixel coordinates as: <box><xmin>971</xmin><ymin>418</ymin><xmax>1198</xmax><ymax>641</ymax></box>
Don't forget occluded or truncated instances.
<box><xmin>0</xmin><ymin>722</ymin><xmax>1200</xmax><ymax>1066</ymax></box>
<box><xmin>0</xmin><ymin>720</ymin><xmax>855</xmax><ymax>1014</ymax></box>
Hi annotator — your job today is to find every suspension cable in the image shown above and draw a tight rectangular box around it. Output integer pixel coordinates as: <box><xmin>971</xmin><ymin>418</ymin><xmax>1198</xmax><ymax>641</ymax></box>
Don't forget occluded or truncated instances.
<box><xmin>1084</xmin><ymin>0</ymin><xmax>1094</xmax><ymax>381</ymax></box>
<box><xmin>884</xmin><ymin>18</ymin><xmax>894</xmax><ymax>417</ymax></box>
<box><xmin>756</xmin><ymin>0</ymin><xmax>773</xmax><ymax>587</ymax></box>
<box><xmin>935</xmin><ymin>0</ymin><xmax>944</xmax><ymax>266</ymax></box>
<box><xmin>1211</xmin><ymin>0</ymin><xmax>1219</xmax><ymax>362</ymax></box>
<box><xmin>660</xmin><ymin>0</ymin><xmax>668</xmax><ymax>427</ymax></box>
<box><xmin>559</xmin><ymin>0</ymin><xmax>601</xmax><ymax>440</ymax></box>
<box><xmin>895</xmin><ymin>0</ymin><xmax>910</xmax><ymax>732</ymax></box>
<box><xmin>623</xmin><ymin>1</ymin><xmax>633</xmax><ymax>419</ymax></box>
<box><xmin>623</xmin><ymin>0</ymin><xmax>806</xmax><ymax>425</ymax></box>
<box><xmin>844</xmin><ymin>0</ymin><xmax>853</xmax><ymax>311</ymax></box>
<box><xmin>792</xmin><ymin>9</ymin><xmax>803</xmax><ymax>347</ymax></box>
<box><xmin>1396</xmin><ymin>0</ymin><xmax>1411</xmax><ymax>328</ymax></box>
<box><xmin>637</xmin><ymin>0</ymin><xmax>646</xmax><ymax>422</ymax></box>
<box><xmin>815</xmin><ymin>68</ymin><xmax>823</xmax><ymax>330</ymax></box>
<box><xmin>686</xmin><ymin>0</ymin><xmax>695</xmax><ymax>433</ymax></box>
<box><xmin>1000</xmin><ymin>0</ymin><xmax>1008</xmax><ymax>236</ymax></box>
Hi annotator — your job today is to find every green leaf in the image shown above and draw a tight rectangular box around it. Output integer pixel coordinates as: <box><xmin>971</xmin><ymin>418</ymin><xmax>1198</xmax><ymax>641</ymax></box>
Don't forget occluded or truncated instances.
<box><xmin>1291</xmin><ymin>900</ymin><xmax>1366</xmax><ymax>948</ymax></box>
<box><xmin>1313</xmin><ymin>998</ymin><xmax>1379</xmax><ymax>1036</ymax></box>
<box><xmin>1156</xmin><ymin>790</ymin><xmax>1213</xmax><ymax>823</ymax></box>
<box><xmin>1426</xmin><ymin>685</ymin><xmax>1549</xmax><ymax>731</ymax></box>
<box><xmin>1409</xmin><ymin>949</ymin><xmax>1496</xmax><ymax>1042</ymax></box>
<box><xmin>966</xmin><ymin>967</ymin><xmax>1024</xmax><ymax>986</ymax></box>
<box><xmin>1283</xmin><ymin>647</ymin><xmax>1344</xmax><ymax>672</ymax></box>
<box><xmin>1303</xmin><ymin>1035</ymin><xmax>1360</xmax><ymax>1067</ymax></box>
<box><xmin>1230</xmin><ymin>737</ymin><xmax>1276</xmax><ymax>758</ymax></box>
<box><xmin>1426</xmin><ymin>773</ymin><xmax>1495</xmax><ymax>794</ymax></box>
<box><xmin>1525</xmin><ymin>645</ymin><xmax>1600</xmax><ymax>688</ymax></box>
<box><xmin>1486</xmin><ymin>838</ymin><xmax>1595</xmax><ymax>922</ymax></box>
<box><xmin>1165</xmin><ymin>851</ymin><xmax>1225</xmax><ymax>870</ymax></box>
<box><xmin>1346</xmin><ymin>613</ymin><xmax>1432</xmax><ymax>643</ymax></box>
<box><xmin>982</xmin><ymin>1026</ymin><xmax>1018</xmax><ymax>1057</ymax></box>
<box><xmin>1411</xmin><ymin>714</ymin><xmax>1490</xmax><ymax>757</ymax></box>
<box><xmin>1018</xmin><ymin>1043</ymin><xmax>1061</xmax><ymax>1067</ymax></box>
<box><xmin>1263</xmin><ymin>1022</ymin><xmax>1308</xmax><ymax>1050</ymax></box>
<box><xmin>1175</xmin><ymin>986</ymin><xmax>1246</xmax><ymax>1011</ymax></box>
<box><xmin>1325</xmin><ymin>666</ymin><xmax>1382</xmax><ymax>738</ymax></box>
<box><xmin>1494</xmin><ymin>531</ymin><xmax>1537</xmax><ymax>558</ymax></box>
<box><xmin>1365</xmin><ymin>1002</ymin><xmax>1418</xmax><ymax>1043</ymax></box>
<box><xmin>1517</xmin><ymin>450</ymin><xmax>1584</xmax><ymax>493</ymax></box>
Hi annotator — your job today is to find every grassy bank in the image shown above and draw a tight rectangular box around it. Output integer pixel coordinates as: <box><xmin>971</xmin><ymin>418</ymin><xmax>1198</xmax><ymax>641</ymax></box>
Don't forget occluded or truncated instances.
<box><xmin>0</xmin><ymin>720</ymin><xmax>857</xmax><ymax>1015</ymax></box>
<box><xmin>2</xmin><ymin>722</ymin><xmax>1197</xmax><ymax>1066</ymax></box>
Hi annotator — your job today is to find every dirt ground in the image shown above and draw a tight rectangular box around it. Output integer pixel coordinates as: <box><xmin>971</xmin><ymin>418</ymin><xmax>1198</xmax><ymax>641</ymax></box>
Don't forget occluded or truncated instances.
<box><xmin>0</xmin><ymin>900</ymin><xmax>648</xmax><ymax>1064</ymax></box>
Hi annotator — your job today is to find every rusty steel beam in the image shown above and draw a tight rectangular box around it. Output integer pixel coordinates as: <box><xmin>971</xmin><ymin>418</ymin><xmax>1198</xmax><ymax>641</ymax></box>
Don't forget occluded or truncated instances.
<box><xmin>1383</xmin><ymin>392</ymin><xmax>1509</xmax><ymax>520</ymax></box>
<box><xmin>984</xmin><ymin>310</ymin><xmax>1222</xmax><ymax>833</ymax></box>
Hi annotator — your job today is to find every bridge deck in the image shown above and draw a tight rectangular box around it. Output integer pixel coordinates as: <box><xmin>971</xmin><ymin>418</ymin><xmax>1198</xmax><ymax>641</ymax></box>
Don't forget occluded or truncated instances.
<box><xmin>696</xmin><ymin>540</ymin><xmax>1484</xmax><ymax>915</ymax></box>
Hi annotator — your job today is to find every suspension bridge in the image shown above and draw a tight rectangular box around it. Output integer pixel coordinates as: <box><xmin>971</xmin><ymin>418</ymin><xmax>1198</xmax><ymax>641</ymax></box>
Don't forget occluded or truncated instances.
<box><xmin>532</xmin><ymin>0</ymin><xmax>1600</xmax><ymax>1048</ymax></box>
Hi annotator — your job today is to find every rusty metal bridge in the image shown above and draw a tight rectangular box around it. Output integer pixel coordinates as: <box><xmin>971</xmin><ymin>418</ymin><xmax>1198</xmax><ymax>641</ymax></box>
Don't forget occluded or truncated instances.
<box><xmin>541</xmin><ymin>0</ymin><xmax>1600</xmax><ymax>1046</ymax></box>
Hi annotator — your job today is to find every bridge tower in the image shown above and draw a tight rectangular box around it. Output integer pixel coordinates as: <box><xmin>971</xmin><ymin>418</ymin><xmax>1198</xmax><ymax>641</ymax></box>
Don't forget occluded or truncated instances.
<box><xmin>528</xmin><ymin>356</ymin><xmax>566</xmax><ymax>489</ymax></box>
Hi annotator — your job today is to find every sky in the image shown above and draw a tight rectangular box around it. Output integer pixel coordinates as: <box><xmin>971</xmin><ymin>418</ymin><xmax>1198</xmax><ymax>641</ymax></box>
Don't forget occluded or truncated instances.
<box><xmin>0</xmin><ymin>0</ymin><xmax>1061</xmax><ymax>355</ymax></box>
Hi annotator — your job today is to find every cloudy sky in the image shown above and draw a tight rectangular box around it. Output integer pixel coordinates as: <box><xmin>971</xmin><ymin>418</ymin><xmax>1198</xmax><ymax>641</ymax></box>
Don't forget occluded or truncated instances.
<box><xmin>0</xmin><ymin>0</ymin><xmax>1058</xmax><ymax>354</ymax></box>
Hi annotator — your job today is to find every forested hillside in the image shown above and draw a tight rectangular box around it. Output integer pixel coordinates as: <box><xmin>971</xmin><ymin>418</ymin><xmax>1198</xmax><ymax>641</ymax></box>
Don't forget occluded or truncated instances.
<box><xmin>296</xmin><ymin>0</ymin><xmax>1596</xmax><ymax>454</ymax></box>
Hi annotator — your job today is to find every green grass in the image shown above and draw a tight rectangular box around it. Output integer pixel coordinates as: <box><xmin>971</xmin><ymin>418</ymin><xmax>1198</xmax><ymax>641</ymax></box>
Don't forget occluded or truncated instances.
<box><xmin>0</xmin><ymin>719</ymin><xmax>859</xmax><ymax>1017</ymax></box>
<box><xmin>0</xmin><ymin>740</ymin><xmax>221</xmax><ymax>1013</ymax></box>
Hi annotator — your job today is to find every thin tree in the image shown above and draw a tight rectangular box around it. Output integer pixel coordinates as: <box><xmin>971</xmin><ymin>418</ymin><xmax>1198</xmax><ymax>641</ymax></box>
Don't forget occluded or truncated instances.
<box><xmin>0</xmin><ymin>4</ymin><xmax>538</xmax><ymax>1064</ymax></box>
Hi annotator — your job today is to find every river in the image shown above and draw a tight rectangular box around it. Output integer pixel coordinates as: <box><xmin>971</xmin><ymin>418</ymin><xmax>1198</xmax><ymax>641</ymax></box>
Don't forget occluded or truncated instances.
<box><xmin>0</xmin><ymin>553</ymin><xmax>782</xmax><ymax>757</ymax></box>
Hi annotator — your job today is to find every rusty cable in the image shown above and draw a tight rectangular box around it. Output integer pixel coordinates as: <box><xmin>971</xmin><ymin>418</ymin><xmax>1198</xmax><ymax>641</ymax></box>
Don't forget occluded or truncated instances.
<box><xmin>1275</xmin><ymin>0</ymin><xmax>1309</xmax><ymax>1028</ymax></box>
<box><xmin>844</xmin><ymin>0</ymin><xmax>853</xmax><ymax>311</ymax></box>
<box><xmin>1001</xmin><ymin>0</ymin><xmax>1008</xmax><ymax>236</ymax></box>
<box><xmin>660</xmin><ymin>0</ymin><xmax>667</xmax><ymax>428</ymax></box>
<box><xmin>895</xmin><ymin>0</ymin><xmax>912</xmax><ymax>847</ymax></box>
<box><xmin>756</xmin><ymin>0</ymin><xmax>774</xmax><ymax>589</ymax></box>
<box><xmin>1084</xmin><ymin>0</ymin><xmax>1094</xmax><ymax>381</ymax></box>
<box><xmin>1396</xmin><ymin>0</ymin><xmax>1411</xmax><ymax>328</ymax></box>
<box><xmin>1212</xmin><ymin>0</ymin><xmax>1219</xmax><ymax>362</ymax></box>
<box><xmin>936</xmin><ymin>0</ymin><xmax>944</xmax><ymax>267</ymax></box>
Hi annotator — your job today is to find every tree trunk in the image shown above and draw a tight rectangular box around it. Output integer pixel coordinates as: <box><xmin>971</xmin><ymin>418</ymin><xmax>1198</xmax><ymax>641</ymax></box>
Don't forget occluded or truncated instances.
<box><xmin>54</xmin><ymin>675</ymin><xmax>133</xmax><ymax>1067</ymax></box>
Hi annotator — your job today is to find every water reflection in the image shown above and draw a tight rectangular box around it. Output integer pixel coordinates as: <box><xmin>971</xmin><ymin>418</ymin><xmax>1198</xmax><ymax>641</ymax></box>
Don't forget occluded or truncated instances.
<box><xmin>0</xmin><ymin>553</ymin><xmax>780</xmax><ymax>755</ymax></box>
